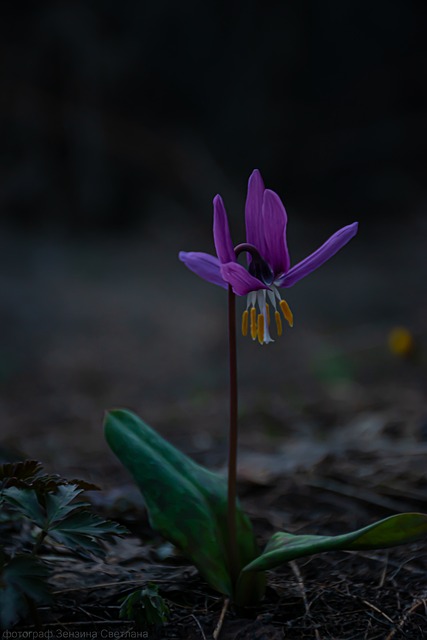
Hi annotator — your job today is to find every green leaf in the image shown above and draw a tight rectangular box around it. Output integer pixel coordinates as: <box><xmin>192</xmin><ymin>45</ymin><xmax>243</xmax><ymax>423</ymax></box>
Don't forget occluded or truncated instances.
<box><xmin>0</xmin><ymin>460</ymin><xmax>43</xmax><ymax>485</ymax></box>
<box><xmin>0</xmin><ymin>553</ymin><xmax>51</xmax><ymax>630</ymax></box>
<box><xmin>2</xmin><ymin>487</ymin><xmax>45</xmax><ymax>527</ymax></box>
<box><xmin>2</xmin><ymin>480</ymin><xmax>127</xmax><ymax>559</ymax></box>
<box><xmin>104</xmin><ymin>409</ymin><xmax>265</xmax><ymax>604</ymax></box>
<box><xmin>243</xmin><ymin>513</ymin><xmax>427</xmax><ymax>572</ymax></box>
<box><xmin>48</xmin><ymin>510</ymin><xmax>128</xmax><ymax>558</ymax></box>
<box><xmin>119</xmin><ymin>583</ymin><xmax>169</xmax><ymax>630</ymax></box>
<box><xmin>44</xmin><ymin>484</ymin><xmax>89</xmax><ymax>526</ymax></box>
<box><xmin>0</xmin><ymin>459</ymin><xmax>100</xmax><ymax>494</ymax></box>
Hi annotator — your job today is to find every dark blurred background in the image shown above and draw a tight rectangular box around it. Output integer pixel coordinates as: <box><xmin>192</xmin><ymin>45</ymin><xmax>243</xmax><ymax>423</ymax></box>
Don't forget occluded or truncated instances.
<box><xmin>0</xmin><ymin>1</ymin><xmax>426</xmax><ymax>475</ymax></box>
<box><xmin>2</xmin><ymin>0</ymin><xmax>427</xmax><ymax>229</ymax></box>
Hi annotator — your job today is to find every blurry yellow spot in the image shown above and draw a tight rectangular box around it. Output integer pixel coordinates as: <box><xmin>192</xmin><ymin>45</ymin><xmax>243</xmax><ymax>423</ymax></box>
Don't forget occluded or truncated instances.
<box><xmin>275</xmin><ymin>310</ymin><xmax>282</xmax><ymax>336</ymax></box>
<box><xmin>250</xmin><ymin>307</ymin><xmax>257</xmax><ymax>340</ymax></box>
<box><xmin>266</xmin><ymin>303</ymin><xmax>270</xmax><ymax>325</ymax></box>
<box><xmin>280</xmin><ymin>299</ymin><xmax>294</xmax><ymax>327</ymax></box>
<box><xmin>242</xmin><ymin>309</ymin><xmax>249</xmax><ymax>336</ymax></box>
<box><xmin>257</xmin><ymin>313</ymin><xmax>265</xmax><ymax>344</ymax></box>
<box><xmin>388</xmin><ymin>327</ymin><xmax>414</xmax><ymax>357</ymax></box>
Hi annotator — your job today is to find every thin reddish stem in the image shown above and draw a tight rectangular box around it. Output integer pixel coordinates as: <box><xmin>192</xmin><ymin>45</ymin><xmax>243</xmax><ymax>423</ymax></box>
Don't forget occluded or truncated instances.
<box><xmin>227</xmin><ymin>284</ymin><xmax>239</xmax><ymax>585</ymax></box>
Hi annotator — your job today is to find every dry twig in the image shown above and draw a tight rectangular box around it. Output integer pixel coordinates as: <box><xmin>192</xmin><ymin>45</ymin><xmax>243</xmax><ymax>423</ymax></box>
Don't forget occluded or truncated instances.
<box><xmin>290</xmin><ymin>560</ymin><xmax>321</xmax><ymax>640</ymax></box>
<box><xmin>212</xmin><ymin>598</ymin><xmax>229</xmax><ymax>639</ymax></box>
<box><xmin>385</xmin><ymin>594</ymin><xmax>427</xmax><ymax>640</ymax></box>
<box><xmin>191</xmin><ymin>613</ymin><xmax>207</xmax><ymax>640</ymax></box>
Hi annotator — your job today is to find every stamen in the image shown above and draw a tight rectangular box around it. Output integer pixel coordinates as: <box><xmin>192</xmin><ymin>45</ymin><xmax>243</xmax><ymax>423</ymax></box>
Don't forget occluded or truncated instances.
<box><xmin>257</xmin><ymin>313</ymin><xmax>265</xmax><ymax>344</ymax></box>
<box><xmin>280</xmin><ymin>299</ymin><xmax>294</xmax><ymax>327</ymax></box>
<box><xmin>250</xmin><ymin>307</ymin><xmax>257</xmax><ymax>340</ymax></box>
<box><xmin>267</xmin><ymin>289</ymin><xmax>277</xmax><ymax>308</ymax></box>
<box><xmin>275</xmin><ymin>310</ymin><xmax>282</xmax><ymax>336</ymax></box>
<box><xmin>241</xmin><ymin>309</ymin><xmax>249</xmax><ymax>336</ymax></box>
<box><xmin>266</xmin><ymin>303</ymin><xmax>270</xmax><ymax>326</ymax></box>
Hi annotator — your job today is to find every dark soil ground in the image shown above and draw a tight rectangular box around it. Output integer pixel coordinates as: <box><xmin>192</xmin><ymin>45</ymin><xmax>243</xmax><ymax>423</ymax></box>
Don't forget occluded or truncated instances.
<box><xmin>1</xmin><ymin>221</ymin><xmax>427</xmax><ymax>638</ymax></box>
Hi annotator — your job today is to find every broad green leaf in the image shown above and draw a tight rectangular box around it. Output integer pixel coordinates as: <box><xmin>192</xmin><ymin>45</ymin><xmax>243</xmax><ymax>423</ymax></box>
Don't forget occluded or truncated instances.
<box><xmin>243</xmin><ymin>513</ymin><xmax>427</xmax><ymax>572</ymax></box>
<box><xmin>0</xmin><ymin>554</ymin><xmax>51</xmax><ymax>630</ymax></box>
<box><xmin>104</xmin><ymin>409</ymin><xmax>265</xmax><ymax>604</ymax></box>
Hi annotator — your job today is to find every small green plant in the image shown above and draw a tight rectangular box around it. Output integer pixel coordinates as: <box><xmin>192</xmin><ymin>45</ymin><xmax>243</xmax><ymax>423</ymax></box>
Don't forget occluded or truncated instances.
<box><xmin>0</xmin><ymin>460</ymin><xmax>127</xmax><ymax>630</ymax></box>
<box><xmin>120</xmin><ymin>583</ymin><xmax>170</xmax><ymax>631</ymax></box>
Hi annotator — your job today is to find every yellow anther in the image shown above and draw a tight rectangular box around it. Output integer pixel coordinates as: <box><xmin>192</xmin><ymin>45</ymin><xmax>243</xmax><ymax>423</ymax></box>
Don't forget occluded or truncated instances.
<box><xmin>257</xmin><ymin>313</ymin><xmax>265</xmax><ymax>344</ymax></box>
<box><xmin>266</xmin><ymin>303</ymin><xmax>270</xmax><ymax>325</ymax></box>
<box><xmin>241</xmin><ymin>309</ymin><xmax>249</xmax><ymax>337</ymax></box>
<box><xmin>275</xmin><ymin>310</ymin><xmax>282</xmax><ymax>336</ymax></box>
<box><xmin>280</xmin><ymin>299</ymin><xmax>294</xmax><ymax>327</ymax></box>
<box><xmin>250</xmin><ymin>307</ymin><xmax>257</xmax><ymax>340</ymax></box>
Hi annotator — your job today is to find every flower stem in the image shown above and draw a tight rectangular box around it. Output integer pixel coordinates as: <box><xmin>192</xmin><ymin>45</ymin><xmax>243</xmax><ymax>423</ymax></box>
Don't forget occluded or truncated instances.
<box><xmin>227</xmin><ymin>284</ymin><xmax>239</xmax><ymax>585</ymax></box>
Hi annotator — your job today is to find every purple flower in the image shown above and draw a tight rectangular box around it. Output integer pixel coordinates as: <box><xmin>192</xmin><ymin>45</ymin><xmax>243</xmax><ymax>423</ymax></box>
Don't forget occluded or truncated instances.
<box><xmin>179</xmin><ymin>170</ymin><xmax>358</xmax><ymax>344</ymax></box>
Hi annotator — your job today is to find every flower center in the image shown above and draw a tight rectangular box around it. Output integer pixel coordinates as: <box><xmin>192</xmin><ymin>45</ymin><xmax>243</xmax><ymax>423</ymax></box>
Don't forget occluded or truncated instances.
<box><xmin>241</xmin><ymin>285</ymin><xmax>293</xmax><ymax>345</ymax></box>
<box><xmin>247</xmin><ymin>256</ymin><xmax>274</xmax><ymax>285</ymax></box>
<box><xmin>234</xmin><ymin>242</ymin><xmax>274</xmax><ymax>285</ymax></box>
<box><xmin>233</xmin><ymin>243</ymin><xmax>293</xmax><ymax>345</ymax></box>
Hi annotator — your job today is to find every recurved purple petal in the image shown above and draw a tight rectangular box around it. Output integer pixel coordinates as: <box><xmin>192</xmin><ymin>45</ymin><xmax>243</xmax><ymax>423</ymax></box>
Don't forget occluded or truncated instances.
<box><xmin>220</xmin><ymin>261</ymin><xmax>269</xmax><ymax>296</ymax></box>
<box><xmin>213</xmin><ymin>195</ymin><xmax>236</xmax><ymax>264</ymax></box>
<box><xmin>262</xmin><ymin>189</ymin><xmax>290</xmax><ymax>276</ymax></box>
<box><xmin>245</xmin><ymin>169</ymin><xmax>265</xmax><ymax>257</ymax></box>
<box><xmin>278</xmin><ymin>222</ymin><xmax>358</xmax><ymax>288</ymax></box>
<box><xmin>178</xmin><ymin>251</ymin><xmax>228</xmax><ymax>289</ymax></box>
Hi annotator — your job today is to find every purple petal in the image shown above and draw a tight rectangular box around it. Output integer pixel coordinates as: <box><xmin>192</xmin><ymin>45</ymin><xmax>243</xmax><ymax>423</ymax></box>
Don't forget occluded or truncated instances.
<box><xmin>278</xmin><ymin>222</ymin><xmax>359</xmax><ymax>288</ymax></box>
<box><xmin>220</xmin><ymin>261</ymin><xmax>269</xmax><ymax>296</ymax></box>
<box><xmin>245</xmin><ymin>169</ymin><xmax>266</xmax><ymax>258</ymax></box>
<box><xmin>262</xmin><ymin>189</ymin><xmax>290</xmax><ymax>276</ymax></box>
<box><xmin>179</xmin><ymin>251</ymin><xmax>228</xmax><ymax>289</ymax></box>
<box><xmin>213</xmin><ymin>195</ymin><xmax>236</xmax><ymax>264</ymax></box>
